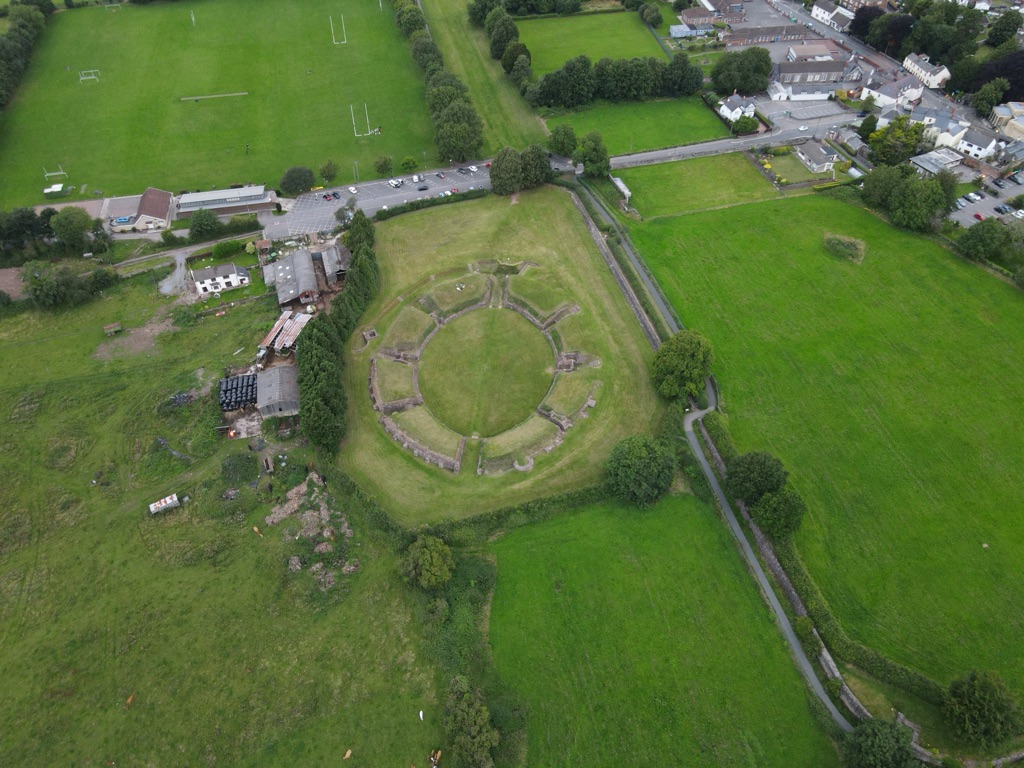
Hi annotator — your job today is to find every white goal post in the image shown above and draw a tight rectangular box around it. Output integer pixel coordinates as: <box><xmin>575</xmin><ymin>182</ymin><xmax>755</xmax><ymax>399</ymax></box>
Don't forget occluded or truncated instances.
<box><xmin>79</xmin><ymin>69</ymin><xmax>100</xmax><ymax>83</ymax></box>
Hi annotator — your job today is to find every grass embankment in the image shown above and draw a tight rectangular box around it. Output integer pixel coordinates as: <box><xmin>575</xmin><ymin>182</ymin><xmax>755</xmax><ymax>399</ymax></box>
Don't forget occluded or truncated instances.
<box><xmin>420</xmin><ymin>0</ymin><xmax>546</xmax><ymax>153</ymax></box>
<box><xmin>0</xmin><ymin>0</ymin><xmax>433</xmax><ymax>207</ymax></box>
<box><xmin>616</xmin><ymin>153</ymin><xmax>780</xmax><ymax>216</ymax></box>
<box><xmin>630</xmin><ymin>193</ymin><xmax>1024</xmax><ymax>696</ymax></box>
<box><xmin>546</xmin><ymin>97</ymin><xmax>728</xmax><ymax>156</ymax></box>
<box><xmin>489</xmin><ymin>496</ymin><xmax>840</xmax><ymax>767</ymax></box>
<box><xmin>340</xmin><ymin>187</ymin><xmax>661</xmax><ymax>525</ymax></box>
<box><xmin>517</xmin><ymin>12</ymin><xmax>666</xmax><ymax>75</ymax></box>
<box><xmin>0</xmin><ymin>279</ymin><xmax>442</xmax><ymax>763</ymax></box>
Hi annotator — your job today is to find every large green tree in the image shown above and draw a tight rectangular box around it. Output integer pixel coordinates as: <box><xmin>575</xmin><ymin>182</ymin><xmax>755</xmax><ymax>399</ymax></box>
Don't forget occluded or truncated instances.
<box><xmin>868</xmin><ymin>115</ymin><xmax>926</xmax><ymax>166</ymax></box>
<box><xmin>972</xmin><ymin>77</ymin><xmax>1010</xmax><ymax>117</ymax></box>
<box><xmin>319</xmin><ymin>159</ymin><xmax>339</xmax><ymax>184</ymax></box>
<box><xmin>549</xmin><ymin>123</ymin><xmax>578</xmax><ymax>157</ymax></box>
<box><xmin>489</xmin><ymin>15</ymin><xmax>519</xmax><ymax>60</ymax></box>
<box><xmin>520</xmin><ymin>143</ymin><xmax>553</xmax><ymax>188</ymax></box>
<box><xmin>374</xmin><ymin>155</ymin><xmax>394</xmax><ymax>177</ymax></box>
<box><xmin>945</xmin><ymin>670</ymin><xmax>1023</xmax><ymax>747</ymax></box>
<box><xmin>605</xmin><ymin>435</ymin><xmax>676</xmax><ymax>507</ymax></box>
<box><xmin>958</xmin><ymin>218</ymin><xmax>1012</xmax><ymax>262</ymax></box>
<box><xmin>489</xmin><ymin>146</ymin><xmax>524</xmax><ymax>195</ymax></box>
<box><xmin>188</xmin><ymin>209</ymin><xmax>222</xmax><ymax>242</ymax></box>
<box><xmin>988</xmin><ymin>10</ymin><xmax>1022</xmax><ymax>48</ymax></box>
<box><xmin>280</xmin><ymin>165</ymin><xmax>316</xmax><ymax>196</ymax></box>
<box><xmin>50</xmin><ymin>206</ymin><xmax>92</xmax><ymax>252</ymax></box>
<box><xmin>572</xmin><ymin>130</ymin><xmax>610</xmax><ymax>177</ymax></box>
<box><xmin>402</xmin><ymin>536</ymin><xmax>455</xmax><ymax>590</ymax></box>
<box><xmin>434</xmin><ymin>100</ymin><xmax>484</xmax><ymax>162</ymax></box>
<box><xmin>751</xmin><ymin>484</ymin><xmax>806</xmax><ymax>539</ymax></box>
<box><xmin>843</xmin><ymin>719</ymin><xmax>915</xmax><ymax>768</ymax></box>
<box><xmin>710</xmin><ymin>47</ymin><xmax>772</xmax><ymax>95</ymax></box>
<box><xmin>888</xmin><ymin>177</ymin><xmax>946</xmax><ymax>232</ymax></box>
<box><xmin>444</xmin><ymin>676</ymin><xmax>500</xmax><ymax>767</ymax></box>
<box><xmin>726</xmin><ymin>451</ymin><xmax>787</xmax><ymax>506</ymax></box>
<box><xmin>651</xmin><ymin>329</ymin><xmax>713</xmax><ymax>399</ymax></box>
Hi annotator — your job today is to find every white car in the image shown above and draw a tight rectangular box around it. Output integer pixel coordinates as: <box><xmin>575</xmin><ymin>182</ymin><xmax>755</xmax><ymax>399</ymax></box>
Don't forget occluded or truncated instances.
<box><xmin>348</xmin><ymin>186</ymin><xmax>358</xmax><ymax>194</ymax></box>
<box><xmin>468</xmin><ymin>165</ymin><xmax>478</xmax><ymax>172</ymax></box>
<box><xmin>798</xmin><ymin>125</ymin><xmax>809</xmax><ymax>132</ymax></box>
<box><xmin>1014</xmin><ymin>210</ymin><xmax>1024</xmax><ymax>219</ymax></box>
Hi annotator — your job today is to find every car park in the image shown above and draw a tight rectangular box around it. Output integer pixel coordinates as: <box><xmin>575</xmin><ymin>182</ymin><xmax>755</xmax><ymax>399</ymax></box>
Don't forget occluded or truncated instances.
<box><xmin>348</xmin><ymin>186</ymin><xmax>358</xmax><ymax>194</ymax></box>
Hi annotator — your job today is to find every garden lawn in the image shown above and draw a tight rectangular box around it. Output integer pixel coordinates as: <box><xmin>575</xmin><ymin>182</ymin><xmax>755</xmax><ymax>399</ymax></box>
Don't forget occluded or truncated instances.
<box><xmin>0</xmin><ymin>279</ymin><xmax>442</xmax><ymax>764</ymax></box>
<box><xmin>631</xmin><ymin>194</ymin><xmax>1024</xmax><ymax>695</ymax></box>
<box><xmin>489</xmin><ymin>496</ymin><xmax>840</xmax><ymax>767</ymax></box>
<box><xmin>764</xmin><ymin>151</ymin><xmax>830</xmax><ymax>184</ymax></box>
<box><xmin>0</xmin><ymin>0</ymin><xmax>434</xmax><ymax>208</ymax></box>
<box><xmin>546</xmin><ymin>97</ymin><xmax>728</xmax><ymax>155</ymax></box>
<box><xmin>518</xmin><ymin>12</ymin><xmax>667</xmax><ymax>75</ymax></box>
<box><xmin>419</xmin><ymin>0</ymin><xmax>546</xmax><ymax>154</ymax></box>
<box><xmin>617</xmin><ymin>153</ymin><xmax>779</xmax><ymax>217</ymax></box>
<box><xmin>340</xmin><ymin>187</ymin><xmax>661</xmax><ymax>525</ymax></box>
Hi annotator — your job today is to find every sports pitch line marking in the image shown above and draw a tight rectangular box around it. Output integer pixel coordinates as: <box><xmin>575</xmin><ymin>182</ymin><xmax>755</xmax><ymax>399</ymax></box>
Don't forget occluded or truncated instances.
<box><xmin>180</xmin><ymin>92</ymin><xmax>250</xmax><ymax>101</ymax></box>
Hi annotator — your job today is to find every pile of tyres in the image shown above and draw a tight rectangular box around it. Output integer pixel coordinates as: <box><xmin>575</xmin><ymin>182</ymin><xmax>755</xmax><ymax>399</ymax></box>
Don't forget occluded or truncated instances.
<box><xmin>219</xmin><ymin>374</ymin><xmax>257</xmax><ymax>411</ymax></box>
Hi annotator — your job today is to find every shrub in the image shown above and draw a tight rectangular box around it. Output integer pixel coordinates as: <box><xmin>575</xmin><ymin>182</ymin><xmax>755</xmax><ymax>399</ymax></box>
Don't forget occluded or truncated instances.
<box><xmin>823</xmin><ymin>233</ymin><xmax>866</xmax><ymax>264</ymax></box>
<box><xmin>725</xmin><ymin>451</ymin><xmax>787</xmax><ymax>505</ymax></box>
<box><xmin>211</xmin><ymin>240</ymin><xmax>243</xmax><ymax>260</ymax></box>
<box><xmin>280</xmin><ymin>166</ymin><xmax>315</xmax><ymax>197</ymax></box>
<box><xmin>605</xmin><ymin>435</ymin><xmax>676</xmax><ymax>507</ymax></box>
<box><xmin>945</xmin><ymin>670</ymin><xmax>1023</xmax><ymax>747</ymax></box>
<box><xmin>402</xmin><ymin>535</ymin><xmax>455</xmax><ymax>590</ymax></box>
<box><xmin>843</xmin><ymin>719</ymin><xmax>914</xmax><ymax>768</ymax></box>
<box><xmin>651</xmin><ymin>329</ymin><xmax>714</xmax><ymax>399</ymax></box>
<box><xmin>444</xmin><ymin>675</ymin><xmax>500</xmax><ymax>767</ymax></box>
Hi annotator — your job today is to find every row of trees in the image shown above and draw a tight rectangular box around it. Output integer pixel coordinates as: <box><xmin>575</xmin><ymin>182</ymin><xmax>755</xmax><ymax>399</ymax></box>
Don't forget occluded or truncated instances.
<box><xmin>297</xmin><ymin>211</ymin><xmax>380</xmax><ymax>453</ymax></box>
<box><xmin>488</xmin><ymin>144</ymin><xmax>552</xmax><ymax>194</ymax></box>
<box><xmin>0</xmin><ymin>2</ymin><xmax>50</xmax><ymax>108</ymax></box>
<box><xmin>472</xmin><ymin>5</ymin><xmax>537</xmax><ymax>96</ymax></box>
<box><xmin>622</xmin><ymin>0</ymin><xmax>664</xmax><ymax>29</ymax></box>
<box><xmin>0</xmin><ymin>205</ymin><xmax>113</xmax><ymax>268</ymax></box>
<box><xmin>529</xmin><ymin>52</ymin><xmax>704</xmax><ymax>110</ymax></box>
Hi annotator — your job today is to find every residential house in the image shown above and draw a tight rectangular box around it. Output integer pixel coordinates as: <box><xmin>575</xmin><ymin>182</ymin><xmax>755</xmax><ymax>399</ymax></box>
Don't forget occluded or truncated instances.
<box><xmin>875</xmin><ymin>107</ymin><xmax>903</xmax><ymax>128</ymax></box>
<box><xmin>837</xmin><ymin>126</ymin><xmax>869</xmax><ymax>157</ymax></box>
<box><xmin>902</xmin><ymin>53</ymin><xmax>951</xmax><ymax>89</ymax></box>
<box><xmin>191</xmin><ymin>263</ymin><xmax>250</xmax><ymax>295</ymax></box>
<box><xmin>838</xmin><ymin>0</ymin><xmax>892</xmax><ymax>10</ymax></box>
<box><xmin>998</xmin><ymin>138</ymin><xmax>1024</xmax><ymax>167</ymax></box>
<box><xmin>957</xmin><ymin>128</ymin><xmax>999</xmax><ymax>159</ymax></box>
<box><xmin>719</xmin><ymin>94</ymin><xmax>756</xmax><ymax>122</ymax></box>
<box><xmin>795</xmin><ymin>141</ymin><xmax>840</xmax><ymax>173</ymax></box>
<box><xmin>975</xmin><ymin>0</ymin><xmax>991</xmax><ymax>11</ymax></box>
<box><xmin>860</xmin><ymin>74</ymin><xmax>924</xmax><ymax>109</ymax></box>
<box><xmin>810</xmin><ymin>0</ymin><xmax>855</xmax><ymax>31</ymax></box>
<box><xmin>909</xmin><ymin>147</ymin><xmax>964</xmax><ymax>176</ymax></box>
<box><xmin>108</xmin><ymin>187</ymin><xmax>174</xmax><ymax>233</ymax></box>
<box><xmin>908</xmin><ymin>106</ymin><xmax>970</xmax><ymax>148</ymax></box>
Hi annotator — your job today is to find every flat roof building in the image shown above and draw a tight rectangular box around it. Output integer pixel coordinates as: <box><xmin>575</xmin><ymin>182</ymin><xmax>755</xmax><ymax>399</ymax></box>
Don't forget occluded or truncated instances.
<box><xmin>177</xmin><ymin>185</ymin><xmax>274</xmax><ymax>217</ymax></box>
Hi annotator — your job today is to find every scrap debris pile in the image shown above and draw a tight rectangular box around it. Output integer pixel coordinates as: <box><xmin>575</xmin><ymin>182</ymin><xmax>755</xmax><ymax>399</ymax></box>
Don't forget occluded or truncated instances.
<box><xmin>219</xmin><ymin>374</ymin><xmax>257</xmax><ymax>411</ymax></box>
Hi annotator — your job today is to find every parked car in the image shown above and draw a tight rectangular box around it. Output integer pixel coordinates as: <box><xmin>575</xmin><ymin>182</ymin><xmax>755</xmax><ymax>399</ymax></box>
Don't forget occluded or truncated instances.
<box><xmin>388</xmin><ymin>179</ymin><xmax>400</xmax><ymax>188</ymax></box>
<box><xmin>798</xmin><ymin>125</ymin><xmax>809</xmax><ymax>131</ymax></box>
<box><xmin>348</xmin><ymin>186</ymin><xmax>358</xmax><ymax>194</ymax></box>
<box><xmin>332</xmin><ymin>191</ymin><xmax>341</xmax><ymax>199</ymax></box>
<box><xmin>994</xmin><ymin>178</ymin><xmax>1007</xmax><ymax>188</ymax></box>
<box><xmin>967</xmin><ymin>192</ymin><xmax>981</xmax><ymax>202</ymax></box>
<box><xmin>1014</xmin><ymin>209</ymin><xmax>1024</xmax><ymax>219</ymax></box>
<box><xmin>417</xmin><ymin>184</ymin><xmax>429</xmax><ymax>191</ymax></box>
<box><xmin>974</xmin><ymin>212</ymin><xmax>985</xmax><ymax>220</ymax></box>
<box><xmin>412</xmin><ymin>175</ymin><xmax>421</xmax><ymax>183</ymax></box>
<box><xmin>976</xmin><ymin>191</ymin><xmax>986</xmax><ymax>199</ymax></box>
<box><xmin>322</xmin><ymin>193</ymin><xmax>332</xmax><ymax>201</ymax></box>
<box><xmin>1010</xmin><ymin>174</ymin><xmax>1024</xmax><ymax>185</ymax></box>
<box><xmin>457</xmin><ymin>167</ymin><xmax>469</xmax><ymax>175</ymax></box>
<box><xmin>436</xmin><ymin>172</ymin><xmax>446</xmax><ymax>179</ymax></box>
<box><xmin>468</xmin><ymin>165</ymin><xmax>478</xmax><ymax>172</ymax></box>
<box><xmin>954</xmin><ymin>199</ymin><xmax>965</xmax><ymax>210</ymax></box>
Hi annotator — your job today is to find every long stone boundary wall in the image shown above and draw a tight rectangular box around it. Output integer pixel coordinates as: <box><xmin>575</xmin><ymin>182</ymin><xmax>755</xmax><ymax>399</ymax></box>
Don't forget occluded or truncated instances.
<box><xmin>697</xmin><ymin>414</ymin><xmax>1024</xmax><ymax>768</ymax></box>
<box><xmin>378</xmin><ymin>414</ymin><xmax>463</xmax><ymax>473</ymax></box>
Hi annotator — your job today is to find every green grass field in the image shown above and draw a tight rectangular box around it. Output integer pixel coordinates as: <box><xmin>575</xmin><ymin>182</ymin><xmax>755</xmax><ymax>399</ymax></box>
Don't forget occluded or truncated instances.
<box><xmin>629</xmin><ymin>193</ymin><xmax>1024</xmax><ymax>695</ymax></box>
<box><xmin>0</xmin><ymin>0</ymin><xmax>434</xmax><ymax>207</ymax></box>
<box><xmin>418</xmin><ymin>308</ymin><xmax>553</xmax><ymax>436</ymax></box>
<box><xmin>765</xmin><ymin>151</ymin><xmax>831</xmax><ymax>184</ymax></box>
<box><xmin>419</xmin><ymin>0</ymin><xmax>546</xmax><ymax>154</ymax></box>
<box><xmin>518</xmin><ymin>12</ymin><xmax>666</xmax><ymax>75</ymax></box>
<box><xmin>340</xmin><ymin>188</ymin><xmax>661</xmax><ymax>525</ymax></box>
<box><xmin>489</xmin><ymin>496</ymin><xmax>839</xmax><ymax>767</ymax></box>
<box><xmin>616</xmin><ymin>154</ymin><xmax>780</xmax><ymax>217</ymax></box>
<box><xmin>0</xmin><ymin>280</ymin><xmax>442</xmax><ymax>764</ymax></box>
<box><xmin>546</xmin><ymin>97</ymin><xmax>729</xmax><ymax>155</ymax></box>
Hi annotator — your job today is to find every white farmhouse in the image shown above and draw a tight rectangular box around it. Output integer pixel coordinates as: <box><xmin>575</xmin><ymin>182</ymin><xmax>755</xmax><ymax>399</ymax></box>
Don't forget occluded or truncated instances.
<box><xmin>902</xmin><ymin>53</ymin><xmax>951</xmax><ymax>89</ymax></box>
<box><xmin>719</xmin><ymin>94</ymin><xmax>756</xmax><ymax>122</ymax></box>
<box><xmin>191</xmin><ymin>263</ymin><xmax>251</xmax><ymax>295</ymax></box>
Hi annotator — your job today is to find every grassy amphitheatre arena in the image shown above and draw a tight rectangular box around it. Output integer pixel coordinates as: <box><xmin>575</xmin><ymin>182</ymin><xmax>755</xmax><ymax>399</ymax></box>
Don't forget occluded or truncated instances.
<box><xmin>490</xmin><ymin>497</ymin><xmax>840</xmax><ymax>767</ymax></box>
<box><xmin>626</xmin><ymin>190</ymin><xmax>1024</xmax><ymax>723</ymax></box>
<box><xmin>342</xmin><ymin>187</ymin><xmax>661</xmax><ymax>525</ymax></box>
<box><xmin>0</xmin><ymin>0</ymin><xmax>433</xmax><ymax>207</ymax></box>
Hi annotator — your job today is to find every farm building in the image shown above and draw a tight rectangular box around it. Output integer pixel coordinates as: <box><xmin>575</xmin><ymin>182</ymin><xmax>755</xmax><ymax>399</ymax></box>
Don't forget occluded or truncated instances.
<box><xmin>176</xmin><ymin>185</ymin><xmax>275</xmax><ymax>217</ymax></box>
<box><xmin>256</xmin><ymin>365</ymin><xmax>300</xmax><ymax>418</ymax></box>
<box><xmin>191</xmin><ymin>263</ymin><xmax>250</xmax><ymax>295</ymax></box>
<box><xmin>260</xmin><ymin>310</ymin><xmax>312</xmax><ymax>356</ymax></box>
<box><xmin>314</xmin><ymin>244</ymin><xmax>351</xmax><ymax>286</ymax></box>
<box><xmin>264</xmin><ymin>250</ymin><xmax>319</xmax><ymax>306</ymax></box>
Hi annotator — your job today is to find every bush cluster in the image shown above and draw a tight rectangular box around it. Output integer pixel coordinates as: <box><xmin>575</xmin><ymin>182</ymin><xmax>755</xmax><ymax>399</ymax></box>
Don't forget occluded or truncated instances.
<box><xmin>22</xmin><ymin>261</ymin><xmax>118</xmax><ymax>310</ymax></box>
<box><xmin>373</xmin><ymin>188</ymin><xmax>490</xmax><ymax>221</ymax></box>
<box><xmin>185</xmin><ymin>210</ymin><xmax>261</xmax><ymax>244</ymax></box>
<box><xmin>529</xmin><ymin>53</ymin><xmax>703</xmax><ymax>110</ymax></box>
<box><xmin>398</xmin><ymin>6</ymin><xmax>484</xmax><ymax>162</ymax></box>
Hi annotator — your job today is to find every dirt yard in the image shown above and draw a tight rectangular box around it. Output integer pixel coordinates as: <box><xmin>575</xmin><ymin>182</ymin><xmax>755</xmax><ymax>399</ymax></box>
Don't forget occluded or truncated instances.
<box><xmin>93</xmin><ymin>314</ymin><xmax>175</xmax><ymax>360</ymax></box>
<box><xmin>0</xmin><ymin>268</ymin><xmax>25</xmax><ymax>300</ymax></box>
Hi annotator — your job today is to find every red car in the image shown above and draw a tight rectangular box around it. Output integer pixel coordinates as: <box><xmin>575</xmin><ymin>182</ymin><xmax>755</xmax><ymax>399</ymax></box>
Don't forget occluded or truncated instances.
<box><xmin>974</xmin><ymin>213</ymin><xmax>985</xmax><ymax>221</ymax></box>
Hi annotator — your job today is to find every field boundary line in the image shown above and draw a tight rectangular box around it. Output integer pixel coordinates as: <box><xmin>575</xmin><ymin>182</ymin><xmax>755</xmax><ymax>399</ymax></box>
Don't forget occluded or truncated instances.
<box><xmin>180</xmin><ymin>92</ymin><xmax>249</xmax><ymax>101</ymax></box>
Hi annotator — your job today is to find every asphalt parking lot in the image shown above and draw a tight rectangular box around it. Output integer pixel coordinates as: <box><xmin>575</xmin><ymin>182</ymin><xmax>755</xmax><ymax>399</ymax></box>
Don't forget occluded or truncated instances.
<box><xmin>949</xmin><ymin>181</ymin><xmax>1024</xmax><ymax>228</ymax></box>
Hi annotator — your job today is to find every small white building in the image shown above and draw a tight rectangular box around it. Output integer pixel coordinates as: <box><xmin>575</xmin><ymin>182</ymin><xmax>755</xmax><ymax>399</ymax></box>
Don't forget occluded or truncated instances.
<box><xmin>958</xmin><ymin>128</ymin><xmax>999</xmax><ymax>160</ymax></box>
<box><xmin>191</xmin><ymin>263</ymin><xmax>251</xmax><ymax>295</ymax></box>
<box><xmin>719</xmin><ymin>94</ymin><xmax>756</xmax><ymax>122</ymax></box>
<box><xmin>811</xmin><ymin>0</ymin><xmax>854</xmax><ymax>31</ymax></box>
<box><xmin>902</xmin><ymin>53</ymin><xmax>951</xmax><ymax>89</ymax></box>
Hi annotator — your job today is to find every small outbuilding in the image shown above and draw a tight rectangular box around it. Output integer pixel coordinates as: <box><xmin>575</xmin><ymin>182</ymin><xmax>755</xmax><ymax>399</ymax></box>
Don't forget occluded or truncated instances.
<box><xmin>256</xmin><ymin>365</ymin><xmax>300</xmax><ymax>418</ymax></box>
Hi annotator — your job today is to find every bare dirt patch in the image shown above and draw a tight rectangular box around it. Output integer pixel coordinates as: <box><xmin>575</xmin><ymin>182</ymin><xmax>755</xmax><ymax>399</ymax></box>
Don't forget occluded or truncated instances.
<box><xmin>0</xmin><ymin>268</ymin><xmax>25</xmax><ymax>300</ymax></box>
<box><xmin>93</xmin><ymin>314</ymin><xmax>175</xmax><ymax>360</ymax></box>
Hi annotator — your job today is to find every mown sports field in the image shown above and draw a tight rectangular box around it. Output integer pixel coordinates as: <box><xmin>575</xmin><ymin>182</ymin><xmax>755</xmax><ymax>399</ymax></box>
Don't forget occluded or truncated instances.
<box><xmin>624</xmin><ymin>189</ymin><xmax>1024</xmax><ymax>699</ymax></box>
<box><xmin>489</xmin><ymin>496</ymin><xmax>839</xmax><ymax>767</ymax></box>
<box><xmin>340</xmin><ymin>187</ymin><xmax>661</xmax><ymax>525</ymax></box>
<box><xmin>517</xmin><ymin>12</ymin><xmax>666</xmax><ymax>74</ymax></box>
<box><xmin>0</xmin><ymin>0</ymin><xmax>434</xmax><ymax>208</ymax></box>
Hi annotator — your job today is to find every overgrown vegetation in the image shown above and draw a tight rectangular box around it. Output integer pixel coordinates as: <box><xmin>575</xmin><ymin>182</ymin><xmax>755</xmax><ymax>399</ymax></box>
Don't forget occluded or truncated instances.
<box><xmin>823</xmin><ymin>233</ymin><xmax>866</xmax><ymax>264</ymax></box>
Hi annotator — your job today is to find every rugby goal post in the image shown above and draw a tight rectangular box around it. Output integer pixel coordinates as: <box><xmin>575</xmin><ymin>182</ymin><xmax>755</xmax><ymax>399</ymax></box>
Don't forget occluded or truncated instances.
<box><xmin>79</xmin><ymin>69</ymin><xmax>100</xmax><ymax>83</ymax></box>
<box><xmin>43</xmin><ymin>165</ymin><xmax>68</xmax><ymax>180</ymax></box>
